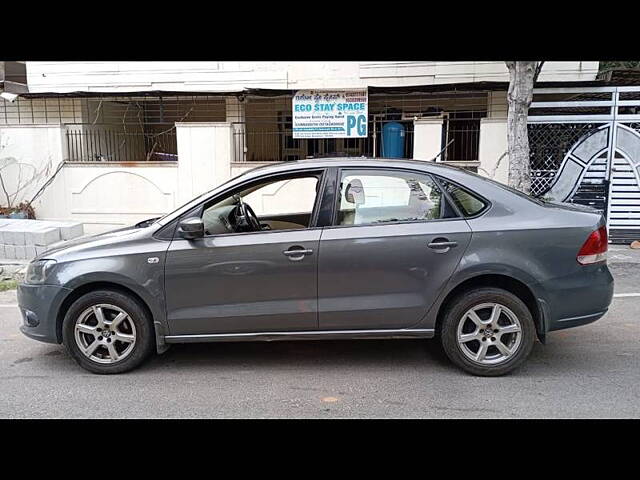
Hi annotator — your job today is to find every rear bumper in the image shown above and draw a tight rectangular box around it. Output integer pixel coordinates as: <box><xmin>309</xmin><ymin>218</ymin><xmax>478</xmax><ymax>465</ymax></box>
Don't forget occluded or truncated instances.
<box><xmin>536</xmin><ymin>263</ymin><xmax>614</xmax><ymax>333</ymax></box>
<box><xmin>17</xmin><ymin>283</ymin><xmax>72</xmax><ymax>344</ymax></box>
<box><xmin>551</xmin><ymin>310</ymin><xmax>608</xmax><ymax>330</ymax></box>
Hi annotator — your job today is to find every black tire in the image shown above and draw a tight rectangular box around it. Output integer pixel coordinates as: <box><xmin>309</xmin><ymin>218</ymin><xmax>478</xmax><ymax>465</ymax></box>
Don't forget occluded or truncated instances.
<box><xmin>62</xmin><ymin>289</ymin><xmax>154</xmax><ymax>374</ymax></box>
<box><xmin>439</xmin><ymin>287</ymin><xmax>535</xmax><ymax>377</ymax></box>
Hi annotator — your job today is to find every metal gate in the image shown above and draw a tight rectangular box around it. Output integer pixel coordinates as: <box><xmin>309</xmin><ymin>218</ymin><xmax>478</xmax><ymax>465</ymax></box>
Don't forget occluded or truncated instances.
<box><xmin>529</xmin><ymin>86</ymin><xmax>640</xmax><ymax>243</ymax></box>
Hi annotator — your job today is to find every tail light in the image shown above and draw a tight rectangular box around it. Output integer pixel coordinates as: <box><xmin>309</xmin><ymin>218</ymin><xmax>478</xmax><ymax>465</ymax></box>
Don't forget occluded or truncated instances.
<box><xmin>577</xmin><ymin>226</ymin><xmax>608</xmax><ymax>265</ymax></box>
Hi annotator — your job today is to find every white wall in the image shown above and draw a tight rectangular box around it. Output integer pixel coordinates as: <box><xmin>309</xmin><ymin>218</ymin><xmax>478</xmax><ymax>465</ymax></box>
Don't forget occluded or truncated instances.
<box><xmin>26</xmin><ymin>62</ymin><xmax>600</xmax><ymax>93</ymax></box>
<box><xmin>0</xmin><ymin>122</ymin><xmax>238</xmax><ymax>234</ymax></box>
<box><xmin>32</xmin><ymin>162</ymin><xmax>178</xmax><ymax>235</ymax></box>
<box><xmin>0</xmin><ymin>125</ymin><xmax>66</xmax><ymax>207</ymax></box>
<box><xmin>0</xmin><ymin>124</ymin><xmax>180</xmax><ymax>233</ymax></box>
<box><xmin>478</xmin><ymin>119</ymin><xmax>509</xmax><ymax>184</ymax></box>
<box><xmin>477</xmin><ymin>91</ymin><xmax>509</xmax><ymax>183</ymax></box>
<box><xmin>413</xmin><ymin>118</ymin><xmax>444</xmax><ymax>161</ymax></box>
<box><xmin>175</xmin><ymin>122</ymin><xmax>233</xmax><ymax>204</ymax></box>
<box><xmin>63</xmin><ymin>163</ymin><xmax>178</xmax><ymax>233</ymax></box>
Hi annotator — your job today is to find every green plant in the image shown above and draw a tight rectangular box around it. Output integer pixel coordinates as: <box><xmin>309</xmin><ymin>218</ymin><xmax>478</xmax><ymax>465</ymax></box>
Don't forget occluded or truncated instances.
<box><xmin>0</xmin><ymin>279</ymin><xmax>18</xmax><ymax>291</ymax></box>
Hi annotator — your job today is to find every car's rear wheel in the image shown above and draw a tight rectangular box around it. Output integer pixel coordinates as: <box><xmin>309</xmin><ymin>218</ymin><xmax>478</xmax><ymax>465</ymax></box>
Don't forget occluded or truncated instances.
<box><xmin>440</xmin><ymin>287</ymin><xmax>535</xmax><ymax>376</ymax></box>
<box><xmin>62</xmin><ymin>289</ymin><xmax>154</xmax><ymax>374</ymax></box>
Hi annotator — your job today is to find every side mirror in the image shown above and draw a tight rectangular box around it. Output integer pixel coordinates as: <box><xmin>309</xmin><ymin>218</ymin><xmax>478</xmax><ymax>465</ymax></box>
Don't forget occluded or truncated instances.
<box><xmin>178</xmin><ymin>217</ymin><xmax>204</xmax><ymax>240</ymax></box>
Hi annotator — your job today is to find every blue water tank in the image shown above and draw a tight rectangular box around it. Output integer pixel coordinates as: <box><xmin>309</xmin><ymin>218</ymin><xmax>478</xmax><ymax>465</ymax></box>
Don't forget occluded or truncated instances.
<box><xmin>381</xmin><ymin>122</ymin><xmax>406</xmax><ymax>158</ymax></box>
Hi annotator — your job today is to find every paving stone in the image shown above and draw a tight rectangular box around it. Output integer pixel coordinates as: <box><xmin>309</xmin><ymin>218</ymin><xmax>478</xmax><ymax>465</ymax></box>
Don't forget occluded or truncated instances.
<box><xmin>24</xmin><ymin>224</ymin><xmax>49</xmax><ymax>245</ymax></box>
<box><xmin>28</xmin><ymin>227</ymin><xmax>61</xmax><ymax>246</ymax></box>
<box><xmin>25</xmin><ymin>245</ymin><xmax>37</xmax><ymax>260</ymax></box>
<box><xmin>0</xmin><ymin>219</ymin><xmax>84</xmax><ymax>248</ymax></box>
<box><xmin>0</xmin><ymin>226</ymin><xmax>16</xmax><ymax>245</ymax></box>
<box><xmin>1</xmin><ymin>222</ymin><xmax>30</xmax><ymax>245</ymax></box>
<box><xmin>59</xmin><ymin>223</ymin><xmax>84</xmax><ymax>240</ymax></box>
<box><xmin>10</xmin><ymin>231</ymin><xmax>26</xmax><ymax>246</ymax></box>
<box><xmin>0</xmin><ymin>221</ymin><xmax>16</xmax><ymax>234</ymax></box>
<box><xmin>14</xmin><ymin>245</ymin><xmax>26</xmax><ymax>260</ymax></box>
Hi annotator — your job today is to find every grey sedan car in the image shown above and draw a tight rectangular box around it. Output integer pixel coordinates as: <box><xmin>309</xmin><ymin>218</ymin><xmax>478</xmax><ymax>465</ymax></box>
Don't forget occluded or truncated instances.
<box><xmin>17</xmin><ymin>158</ymin><xmax>614</xmax><ymax>376</ymax></box>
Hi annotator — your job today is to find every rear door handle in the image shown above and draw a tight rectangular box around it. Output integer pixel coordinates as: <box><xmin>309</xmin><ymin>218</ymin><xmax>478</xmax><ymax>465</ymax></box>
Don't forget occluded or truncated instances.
<box><xmin>283</xmin><ymin>247</ymin><xmax>314</xmax><ymax>261</ymax></box>
<box><xmin>428</xmin><ymin>239</ymin><xmax>458</xmax><ymax>253</ymax></box>
<box><xmin>428</xmin><ymin>241</ymin><xmax>457</xmax><ymax>248</ymax></box>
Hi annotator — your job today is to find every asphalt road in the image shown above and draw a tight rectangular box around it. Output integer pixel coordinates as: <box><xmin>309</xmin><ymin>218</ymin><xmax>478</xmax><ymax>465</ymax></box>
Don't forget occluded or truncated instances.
<box><xmin>1</xmin><ymin>251</ymin><xmax>639</xmax><ymax>418</ymax></box>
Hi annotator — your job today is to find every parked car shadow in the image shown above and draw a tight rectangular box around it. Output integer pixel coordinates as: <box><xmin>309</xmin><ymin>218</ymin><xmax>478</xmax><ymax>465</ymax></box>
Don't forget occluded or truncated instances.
<box><xmin>28</xmin><ymin>335</ymin><xmax>560</xmax><ymax>378</ymax></box>
<box><xmin>143</xmin><ymin>338</ymin><xmax>455</xmax><ymax>373</ymax></box>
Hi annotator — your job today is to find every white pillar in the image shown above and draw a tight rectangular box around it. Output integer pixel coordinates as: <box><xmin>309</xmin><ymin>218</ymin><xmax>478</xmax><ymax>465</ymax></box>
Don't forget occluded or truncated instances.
<box><xmin>176</xmin><ymin>122</ymin><xmax>233</xmax><ymax>204</ymax></box>
<box><xmin>226</xmin><ymin>97</ymin><xmax>246</xmax><ymax>163</ymax></box>
<box><xmin>477</xmin><ymin>91</ymin><xmax>509</xmax><ymax>184</ymax></box>
<box><xmin>478</xmin><ymin>118</ymin><xmax>508</xmax><ymax>184</ymax></box>
<box><xmin>412</xmin><ymin>118</ymin><xmax>443</xmax><ymax>161</ymax></box>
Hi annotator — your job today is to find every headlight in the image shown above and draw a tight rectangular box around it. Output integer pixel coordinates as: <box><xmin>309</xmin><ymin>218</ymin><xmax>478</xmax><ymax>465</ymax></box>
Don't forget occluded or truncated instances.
<box><xmin>25</xmin><ymin>259</ymin><xmax>57</xmax><ymax>285</ymax></box>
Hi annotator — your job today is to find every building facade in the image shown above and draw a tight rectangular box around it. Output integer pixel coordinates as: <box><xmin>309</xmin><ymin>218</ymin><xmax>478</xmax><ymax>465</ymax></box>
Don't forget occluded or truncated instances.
<box><xmin>0</xmin><ymin>61</ymin><xmax>603</xmax><ymax>234</ymax></box>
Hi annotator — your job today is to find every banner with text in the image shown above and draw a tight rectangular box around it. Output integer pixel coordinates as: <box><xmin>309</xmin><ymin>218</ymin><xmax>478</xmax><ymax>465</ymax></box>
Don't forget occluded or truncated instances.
<box><xmin>292</xmin><ymin>89</ymin><xmax>368</xmax><ymax>139</ymax></box>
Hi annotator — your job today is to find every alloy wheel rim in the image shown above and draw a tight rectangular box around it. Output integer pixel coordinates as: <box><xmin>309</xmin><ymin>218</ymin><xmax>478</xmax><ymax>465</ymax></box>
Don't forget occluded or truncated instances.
<box><xmin>456</xmin><ymin>302</ymin><xmax>522</xmax><ymax>366</ymax></box>
<box><xmin>74</xmin><ymin>304</ymin><xmax>136</xmax><ymax>364</ymax></box>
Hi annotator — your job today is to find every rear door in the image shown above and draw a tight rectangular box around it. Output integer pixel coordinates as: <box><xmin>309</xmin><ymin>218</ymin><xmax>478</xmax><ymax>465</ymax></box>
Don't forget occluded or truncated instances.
<box><xmin>317</xmin><ymin>167</ymin><xmax>472</xmax><ymax>330</ymax></box>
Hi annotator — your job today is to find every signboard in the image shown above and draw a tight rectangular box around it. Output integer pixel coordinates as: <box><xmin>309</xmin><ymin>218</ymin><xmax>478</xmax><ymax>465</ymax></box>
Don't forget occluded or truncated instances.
<box><xmin>292</xmin><ymin>89</ymin><xmax>368</xmax><ymax>139</ymax></box>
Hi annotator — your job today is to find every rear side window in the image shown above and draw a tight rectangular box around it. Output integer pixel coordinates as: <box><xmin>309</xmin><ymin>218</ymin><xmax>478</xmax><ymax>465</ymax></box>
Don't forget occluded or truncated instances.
<box><xmin>336</xmin><ymin>169</ymin><xmax>457</xmax><ymax>226</ymax></box>
<box><xmin>439</xmin><ymin>179</ymin><xmax>488</xmax><ymax>217</ymax></box>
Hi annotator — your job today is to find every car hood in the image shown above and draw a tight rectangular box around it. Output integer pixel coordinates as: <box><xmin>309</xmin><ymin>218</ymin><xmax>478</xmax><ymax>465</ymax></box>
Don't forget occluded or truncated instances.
<box><xmin>37</xmin><ymin>224</ymin><xmax>151</xmax><ymax>260</ymax></box>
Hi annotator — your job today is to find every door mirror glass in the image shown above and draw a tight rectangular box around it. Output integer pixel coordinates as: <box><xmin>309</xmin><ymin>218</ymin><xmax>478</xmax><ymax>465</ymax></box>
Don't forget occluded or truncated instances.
<box><xmin>178</xmin><ymin>217</ymin><xmax>204</xmax><ymax>240</ymax></box>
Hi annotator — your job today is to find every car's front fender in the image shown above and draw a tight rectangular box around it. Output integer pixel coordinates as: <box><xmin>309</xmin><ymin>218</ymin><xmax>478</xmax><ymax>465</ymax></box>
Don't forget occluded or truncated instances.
<box><xmin>50</xmin><ymin>253</ymin><xmax>169</xmax><ymax>348</ymax></box>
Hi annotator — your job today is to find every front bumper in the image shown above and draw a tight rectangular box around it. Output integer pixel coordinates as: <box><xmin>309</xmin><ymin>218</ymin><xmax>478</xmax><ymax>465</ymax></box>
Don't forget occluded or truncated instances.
<box><xmin>536</xmin><ymin>263</ymin><xmax>614</xmax><ymax>333</ymax></box>
<box><xmin>17</xmin><ymin>283</ymin><xmax>72</xmax><ymax>344</ymax></box>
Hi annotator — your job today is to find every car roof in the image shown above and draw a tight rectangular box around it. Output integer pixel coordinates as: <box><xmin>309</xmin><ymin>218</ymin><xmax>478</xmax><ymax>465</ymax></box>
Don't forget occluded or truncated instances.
<box><xmin>239</xmin><ymin>157</ymin><xmax>471</xmax><ymax>178</ymax></box>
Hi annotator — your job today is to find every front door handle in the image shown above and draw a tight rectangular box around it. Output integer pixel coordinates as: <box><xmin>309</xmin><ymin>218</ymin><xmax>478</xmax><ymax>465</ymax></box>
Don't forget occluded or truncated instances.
<box><xmin>283</xmin><ymin>247</ymin><xmax>314</xmax><ymax>261</ymax></box>
<box><xmin>428</xmin><ymin>239</ymin><xmax>458</xmax><ymax>253</ymax></box>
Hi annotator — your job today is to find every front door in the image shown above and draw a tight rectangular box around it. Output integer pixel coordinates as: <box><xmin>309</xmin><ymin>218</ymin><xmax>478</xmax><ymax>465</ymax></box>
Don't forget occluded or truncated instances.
<box><xmin>164</xmin><ymin>171</ymin><xmax>323</xmax><ymax>336</ymax></box>
<box><xmin>318</xmin><ymin>168</ymin><xmax>472</xmax><ymax>330</ymax></box>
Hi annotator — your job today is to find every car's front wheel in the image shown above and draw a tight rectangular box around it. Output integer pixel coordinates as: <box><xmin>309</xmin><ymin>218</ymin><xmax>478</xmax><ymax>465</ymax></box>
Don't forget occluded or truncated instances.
<box><xmin>62</xmin><ymin>289</ymin><xmax>154</xmax><ymax>374</ymax></box>
<box><xmin>440</xmin><ymin>287</ymin><xmax>536</xmax><ymax>376</ymax></box>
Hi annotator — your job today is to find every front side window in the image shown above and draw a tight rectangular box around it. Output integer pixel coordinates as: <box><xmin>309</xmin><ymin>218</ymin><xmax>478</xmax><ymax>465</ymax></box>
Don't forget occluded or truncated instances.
<box><xmin>336</xmin><ymin>169</ymin><xmax>452</xmax><ymax>226</ymax></box>
<box><xmin>200</xmin><ymin>173</ymin><xmax>320</xmax><ymax>235</ymax></box>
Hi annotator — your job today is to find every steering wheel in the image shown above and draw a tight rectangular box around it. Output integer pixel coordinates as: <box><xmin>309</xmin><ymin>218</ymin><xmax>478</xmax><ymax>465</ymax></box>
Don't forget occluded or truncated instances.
<box><xmin>234</xmin><ymin>196</ymin><xmax>262</xmax><ymax>232</ymax></box>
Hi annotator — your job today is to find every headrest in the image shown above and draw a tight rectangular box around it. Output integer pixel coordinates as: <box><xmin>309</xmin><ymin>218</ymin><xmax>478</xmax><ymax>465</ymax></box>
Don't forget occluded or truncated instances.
<box><xmin>345</xmin><ymin>179</ymin><xmax>365</xmax><ymax>205</ymax></box>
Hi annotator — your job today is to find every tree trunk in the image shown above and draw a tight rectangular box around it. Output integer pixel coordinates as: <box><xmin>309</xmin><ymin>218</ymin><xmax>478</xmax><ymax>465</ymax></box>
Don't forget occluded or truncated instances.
<box><xmin>505</xmin><ymin>61</ymin><xmax>542</xmax><ymax>194</ymax></box>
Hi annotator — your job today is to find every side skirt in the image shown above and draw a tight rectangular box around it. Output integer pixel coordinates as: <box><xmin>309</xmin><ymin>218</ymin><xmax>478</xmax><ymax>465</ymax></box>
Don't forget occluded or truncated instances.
<box><xmin>164</xmin><ymin>328</ymin><xmax>435</xmax><ymax>344</ymax></box>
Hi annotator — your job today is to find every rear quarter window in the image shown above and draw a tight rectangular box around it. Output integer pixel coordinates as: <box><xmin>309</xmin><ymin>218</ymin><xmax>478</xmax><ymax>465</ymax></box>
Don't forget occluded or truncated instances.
<box><xmin>439</xmin><ymin>179</ymin><xmax>488</xmax><ymax>217</ymax></box>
